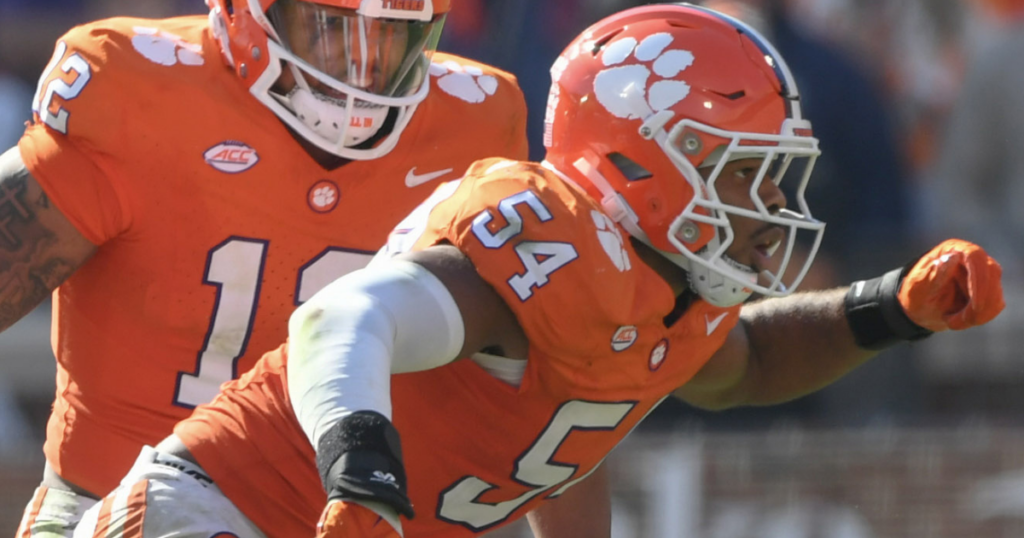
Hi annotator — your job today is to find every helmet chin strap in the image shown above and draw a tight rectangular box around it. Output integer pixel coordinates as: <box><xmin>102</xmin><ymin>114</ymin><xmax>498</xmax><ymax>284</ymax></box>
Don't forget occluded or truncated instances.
<box><xmin>283</xmin><ymin>74</ymin><xmax>389</xmax><ymax>147</ymax></box>
<box><xmin>682</xmin><ymin>238</ymin><xmax>757</xmax><ymax>307</ymax></box>
<box><xmin>635</xmin><ymin>226</ymin><xmax>756</xmax><ymax>308</ymax></box>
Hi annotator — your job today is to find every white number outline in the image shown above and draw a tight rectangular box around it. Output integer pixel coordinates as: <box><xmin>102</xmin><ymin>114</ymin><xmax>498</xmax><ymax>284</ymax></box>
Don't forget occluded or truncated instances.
<box><xmin>507</xmin><ymin>240</ymin><xmax>579</xmax><ymax>301</ymax></box>
<box><xmin>173</xmin><ymin>237</ymin><xmax>374</xmax><ymax>408</ymax></box>
<box><xmin>470</xmin><ymin>189</ymin><xmax>579</xmax><ymax>301</ymax></box>
<box><xmin>294</xmin><ymin>246</ymin><xmax>375</xmax><ymax>305</ymax></box>
<box><xmin>173</xmin><ymin>237</ymin><xmax>268</xmax><ymax>409</ymax></box>
<box><xmin>436</xmin><ymin>399</ymin><xmax>638</xmax><ymax>532</ymax></box>
<box><xmin>32</xmin><ymin>40</ymin><xmax>92</xmax><ymax>134</ymax></box>
<box><xmin>471</xmin><ymin>190</ymin><xmax>554</xmax><ymax>249</ymax></box>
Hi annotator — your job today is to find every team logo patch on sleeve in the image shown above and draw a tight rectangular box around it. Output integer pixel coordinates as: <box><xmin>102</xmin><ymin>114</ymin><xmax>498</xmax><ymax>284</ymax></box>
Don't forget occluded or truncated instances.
<box><xmin>203</xmin><ymin>141</ymin><xmax>259</xmax><ymax>173</ymax></box>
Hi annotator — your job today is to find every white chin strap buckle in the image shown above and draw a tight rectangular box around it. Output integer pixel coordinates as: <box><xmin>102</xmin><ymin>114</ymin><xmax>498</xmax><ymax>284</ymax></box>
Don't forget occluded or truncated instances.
<box><xmin>289</xmin><ymin>88</ymin><xmax>389</xmax><ymax>147</ymax></box>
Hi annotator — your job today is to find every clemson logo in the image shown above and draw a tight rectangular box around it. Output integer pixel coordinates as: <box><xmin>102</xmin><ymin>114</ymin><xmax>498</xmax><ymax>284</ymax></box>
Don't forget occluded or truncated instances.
<box><xmin>308</xmin><ymin>180</ymin><xmax>340</xmax><ymax>213</ymax></box>
<box><xmin>593</xmin><ymin>33</ymin><xmax>694</xmax><ymax>120</ymax></box>
<box><xmin>429</xmin><ymin>60</ymin><xmax>498</xmax><ymax>104</ymax></box>
<box><xmin>592</xmin><ymin>210</ymin><xmax>631</xmax><ymax>272</ymax></box>
<box><xmin>649</xmin><ymin>338</ymin><xmax>670</xmax><ymax>371</ymax></box>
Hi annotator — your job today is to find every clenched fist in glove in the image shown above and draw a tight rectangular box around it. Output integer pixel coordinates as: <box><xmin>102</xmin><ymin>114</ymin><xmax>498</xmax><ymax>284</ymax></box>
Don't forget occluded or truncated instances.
<box><xmin>898</xmin><ymin>239</ymin><xmax>1004</xmax><ymax>332</ymax></box>
<box><xmin>317</xmin><ymin>501</ymin><xmax>402</xmax><ymax>538</ymax></box>
<box><xmin>845</xmin><ymin>239</ymin><xmax>1005</xmax><ymax>350</ymax></box>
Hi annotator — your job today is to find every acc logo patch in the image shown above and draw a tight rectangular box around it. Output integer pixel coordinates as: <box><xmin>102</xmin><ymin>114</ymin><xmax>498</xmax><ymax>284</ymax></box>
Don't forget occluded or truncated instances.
<box><xmin>593</xmin><ymin>32</ymin><xmax>694</xmax><ymax>120</ymax></box>
<box><xmin>204</xmin><ymin>141</ymin><xmax>259</xmax><ymax>173</ymax></box>
<box><xmin>649</xmin><ymin>338</ymin><xmax>669</xmax><ymax>371</ymax></box>
<box><xmin>611</xmin><ymin>325</ymin><xmax>638</xmax><ymax>352</ymax></box>
<box><xmin>308</xmin><ymin>180</ymin><xmax>340</xmax><ymax>213</ymax></box>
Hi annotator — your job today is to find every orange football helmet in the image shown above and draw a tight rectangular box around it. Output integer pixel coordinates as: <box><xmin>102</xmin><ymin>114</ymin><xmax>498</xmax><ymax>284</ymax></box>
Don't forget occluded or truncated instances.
<box><xmin>543</xmin><ymin>3</ymin><xmax>826</xmax><ymax>306</ymax></box>
<box><xmin>207</xmin><ymin>0</ymin><xmax>449</xmax><ymax>159</ymax></box>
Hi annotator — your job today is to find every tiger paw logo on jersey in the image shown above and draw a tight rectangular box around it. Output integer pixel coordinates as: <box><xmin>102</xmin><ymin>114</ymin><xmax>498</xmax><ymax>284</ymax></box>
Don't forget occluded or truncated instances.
<box><xmin>429</xmin><ymin>61</ymin><xmax>498</xmax><ymax>104</ymax></box>
<box><xmin>308</xmin><ymin>180</ymin><xmax>340</xmax><ymax>213</ymax></box>
<box><xmin>593</xmin><ymin>33</ymin><xmax>694</xmax><ymax>120</ymax></box>
<box><xmin>131</xmin><ymin>26</ymin><xmax>203</xmax><ymax>67</ymax></box>
<box><xmin>592</xmin><ymin>210</ymin><xmax>631</xmax><ymax>272</ymax></box>
<box><xmin>203</xmin><ymin>141</ymin><xmax>259</xmax><ymax>173</ymax></box>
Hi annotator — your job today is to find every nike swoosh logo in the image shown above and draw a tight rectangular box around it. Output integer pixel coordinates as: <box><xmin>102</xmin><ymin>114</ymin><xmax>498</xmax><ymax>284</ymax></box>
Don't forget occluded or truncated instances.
<box><xmin>405</xmin><ymin>167</ymin><xmax>454</xmax><ymax>188</ymax></box>
<box><xmin>705</xmin><ymin>312</ymin><xmax>729</xmax><ymax>336</ymax></box>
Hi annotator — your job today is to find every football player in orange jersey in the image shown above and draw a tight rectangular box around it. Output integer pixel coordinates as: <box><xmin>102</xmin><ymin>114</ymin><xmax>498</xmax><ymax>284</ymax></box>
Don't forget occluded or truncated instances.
<box><xmin>0</xmin><ymin>0</ymin><xmax>548</xmax><ymax>537</ymax></box>
<box><xmin>72</xmin><ymin>4</ymin><xmax>1005</xmax><ymax>538</ymax></box>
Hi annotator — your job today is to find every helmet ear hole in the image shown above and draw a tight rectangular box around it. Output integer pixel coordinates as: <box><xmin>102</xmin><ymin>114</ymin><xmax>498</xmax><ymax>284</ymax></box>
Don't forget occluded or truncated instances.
<box><xmin>607</xmin><ymin>152</ymin><xmax>653</xmax><ymax>182</ymax></box>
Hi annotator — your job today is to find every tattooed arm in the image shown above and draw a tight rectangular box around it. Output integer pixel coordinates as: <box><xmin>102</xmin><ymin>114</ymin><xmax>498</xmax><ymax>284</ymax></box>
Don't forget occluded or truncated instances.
<box><xmin>0</xmin><ymin>147</ymin><xmax>96</xmax><ymax>333</ymax></box>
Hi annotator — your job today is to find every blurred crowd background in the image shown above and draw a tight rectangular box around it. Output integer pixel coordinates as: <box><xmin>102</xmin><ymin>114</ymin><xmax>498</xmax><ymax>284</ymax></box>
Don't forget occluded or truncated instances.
<box><xmin>0</xmin><ymin>0</ymin><xmax>1021</xmax><ymax>536</ymax></box>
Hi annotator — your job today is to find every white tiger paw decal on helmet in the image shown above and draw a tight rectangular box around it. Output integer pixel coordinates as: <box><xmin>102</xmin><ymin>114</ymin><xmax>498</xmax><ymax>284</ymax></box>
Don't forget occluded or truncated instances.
<box><xmin>593</xmin><ymin>33</ymin><xmax>694</xmax><ymax>120</ymax></box>
<box><xmin>592</xmin><ymin>210</ymin><xmax>631</xmax><ymax>272</ymax></box>
<box><xmin>429</xmin><ymin>60</ymin><xmax>499</xmax><ymax>104</ymax></box>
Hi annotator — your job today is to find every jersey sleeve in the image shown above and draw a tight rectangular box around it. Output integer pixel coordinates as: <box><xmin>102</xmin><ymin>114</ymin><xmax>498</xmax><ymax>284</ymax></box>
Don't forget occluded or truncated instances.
<box><xmin>428</xmin><ymin>53</ymin><xmax>529</xmax><ymax>162</ymax></box>
<box><xmin>17</xmin><ymin>20</ymin><xmax>136</xmax><ymax>245</ymax></box>
<box><xmin>486</xmin><ymin>68</ymin><xmax>529</xmax><ymax>162</ymax></box>
<box><xmin>397</xmin><ymin>160</ymin><xmax>643</xmax><ymax>359</ymax></box>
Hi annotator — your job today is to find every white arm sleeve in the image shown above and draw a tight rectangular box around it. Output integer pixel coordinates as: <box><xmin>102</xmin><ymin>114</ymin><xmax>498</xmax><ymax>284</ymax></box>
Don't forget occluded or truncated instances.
<box><xmin>287</xmin><ymin>259</ymin><xmax>465</xmax><ymax>447</ymax></box>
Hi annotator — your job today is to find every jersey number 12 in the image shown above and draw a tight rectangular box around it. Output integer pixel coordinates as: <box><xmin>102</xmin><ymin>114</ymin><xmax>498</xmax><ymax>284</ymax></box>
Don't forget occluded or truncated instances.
<box><xmin>173</xmin><ymin>237</ymin><xmax>372</xmax><ymax>408</ymax></box>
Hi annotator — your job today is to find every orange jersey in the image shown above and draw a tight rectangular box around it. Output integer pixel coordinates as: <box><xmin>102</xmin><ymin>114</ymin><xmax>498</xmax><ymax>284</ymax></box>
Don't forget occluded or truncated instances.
<box><xmin>16</xmin><ymin>16</ymin><xmax>527</xmax><ymax>496</ymax></box>
<box><xmin>175</xmin><ymin>159</ymin><xmax>741</xmax><ymax>537</ymax></box>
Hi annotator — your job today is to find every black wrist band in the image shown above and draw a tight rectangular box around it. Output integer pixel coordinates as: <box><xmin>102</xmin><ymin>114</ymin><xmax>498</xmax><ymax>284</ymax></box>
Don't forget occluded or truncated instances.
<box><xmin>844</xmin><ymin>265</ymin><xmax>933</xmax><ymax>350</ymax></box>
<box><xmin>316</xmin><ymin>411</ymin><xmax>414</xmax><ymax>518</ymax></box>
